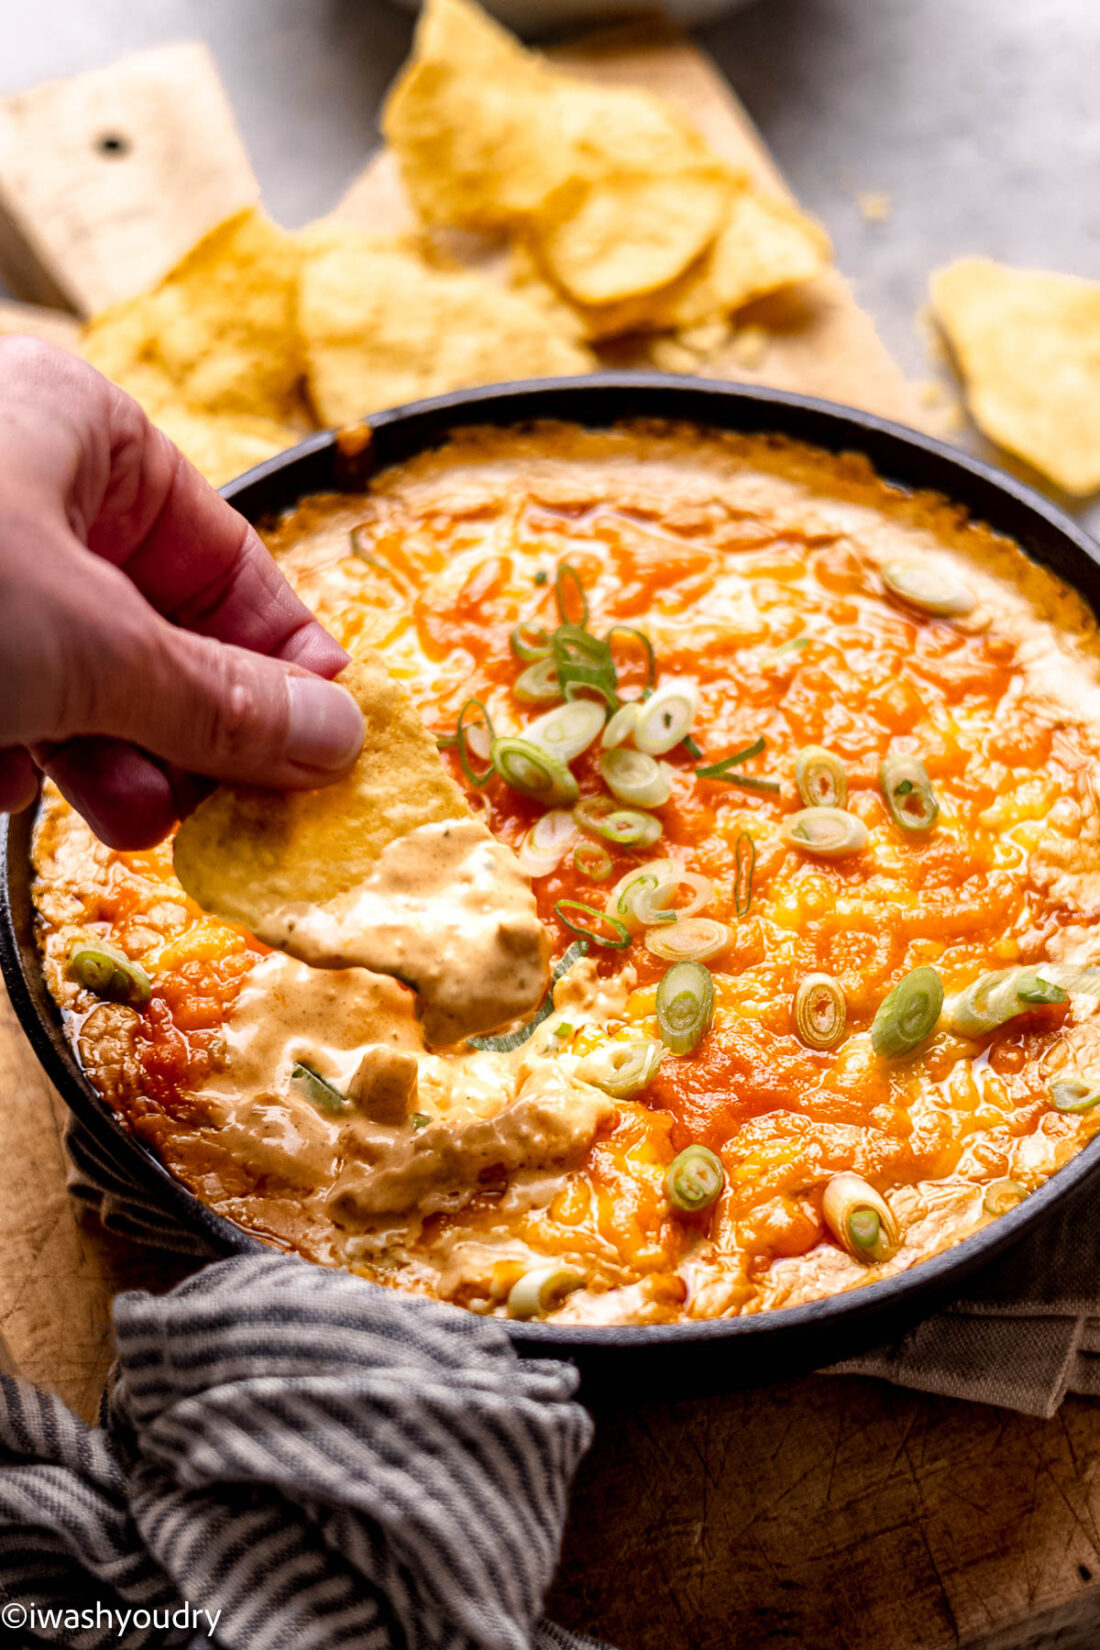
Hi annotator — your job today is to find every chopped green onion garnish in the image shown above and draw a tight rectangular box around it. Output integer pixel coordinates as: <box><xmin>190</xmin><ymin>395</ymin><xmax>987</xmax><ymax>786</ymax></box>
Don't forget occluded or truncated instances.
<box><xmin>517</xmin><ymin>809</ymin><xmax>578</xmax><ymax>877</ymax></box>
<box><xmin>822</xmin><ymin>1173</ymin><xmax>899</xmax><ymax>1262</ymax></box>
<box><xmin>553</xmin><ymin>625</ymin><xmax>618</xmax><ymax>708</ymax></box>
<box><xmin>983</xmin><ymin>1179</ymin><xmax>1025</xmax><ymax>1215</ymax></box>
<box><xmin>665</xmin><ymin>1145</ymin><xmax>725</xmax><ymax>1213</ymax></box>
<box><xmin>794</xmin><ymin>973</ymin><xmax>846</xmax><ymax>1050</ymax></box>
<box><xmin>734</xmin><ymin>831</ymin><xmax>755</xmax><ymax>919</ymax></box>
<box><xmin>526</xmin><ymin>698</ymin><xmax>605</xmax><ymax>763</ymax></box>
<box><xmin>781</xmin><ymin>807</ymin><xmax>868</xmax><ymax>858</ymax></box>
<box><xmin>795</xmin><ymin>746</ymin><xmax>848</xmax><ymax>810</ymax></box>
<box><xmin>681</xmin><ymin>733</ymin><xmax>703</xmax><ymax>760</ymax></box>
<box><xmin>880</xmin><ymin>754</ymin><xmax>939</xmax><ymax>832</ymax></box>
<box><xmin>698</xmin><ymin>771</ymin><xmax>781</xmax><ymax>795</ymax></box>
<box><xmin>573</xmin><ymin>838</ymin><xmax>613</xmax><ymax>881</ymax></box>
<box><xmin>510</xmin><ymin>621</ymin><xmax>552</xmax><ymax>662</ymax></box>
<box><xmin>600</xmin><ymin>748</ymin><xmax>671</xmax><ymax>808</ymax></box>
<box><xmin>630</xmin><ymin>866</ymin><xmax>713</xmax><ymax>928</ymax></box>
<box><xmin>696</xmin><ymin>736</ymin><xmax>765</xmax><ymax>777</ymax></box>
<box><xmin>468</xmin><ymin>940</ymin><xmax>589</xmax><ymax>1052</ymax></box>
<box><xmin>553</xmin><ymin>1021</ymin><xmax>574</xmax><ymax>1038</ymax></box>
<box><xmin>1049</xmin><ymin>1079</ymin><xmax>1100</xmax><ymax>1114</ymax></box>
<box><xmin>656</xmin><ymin>960</ymin><xmax>715</xmax><ymax>1055</ymax></box>
<box><xmin>644</xmin><ymin>918</ymin><xmax>731</xmax><ymax>964</ymax></box>
<box><xmin>456</xmin><ymin>698</ymin><xmax>495</xmax><ymax>788</ymax></box>
<box><xmin>951</xmin><ymin>968</ymin><xmax>1067</xmax><ymax>1037</ymax></box>
<box><xmin>871</xmin><ymin>965</ymin><xmax>944</xmax><ymax>1058</ymax></box>
<box><xmin>605</xmin><ymin>625</ymin><xmax>656</xmax><ymax>692</ymax></box>
<box><xmin>555</xmin><ymin>562</ymin><xmax>589</xmax><ymax>628</ymax></box>
<box><xmin>573</xmin><ymin>795</ymin><xmax>662</xmax><ymax>846</ymax></box>
<box><xmin>289</xmin><ymin>1061</ymin><xmax>346</xmax><ymax>1115</ymax></box>
<box><xmin>491</xmin><ymin>736</ymin><xmax>579</xmax><ymax>805</ymax></box>
<box><xmin>507</xmin><ymin>1265</ymin><xmax>586</xmax><ymax>1319</ymax></box>
<box><xmin>577</xmin><ymin>1037</ymin><xmax>665</xmax><ymax>1098</ymax></box>
<box><xmin>534</xmin><ymin>570</ymin><xmax>548</xmax><ymax>586</ymax></box>
<box><xmin>410</xmin><ymin>1112</ymin><xmax>431</xmax><ymax>1131</ymax></box>
<box><xmin>66</xmin><ymin>942</ymin><xmax>151</xmax><ymax>1007</ymax></box>
<box><xmin>602</xmin><ymin>701</ymin><xmax>642</xmax><ymax>749</ymax></box>
<box><xmin>514</xmin><ymin>656</ymin><xmax>562</xmax><ymax>704</ymax></box>
<box><xmin>762</xmin><ymin>637</ymin><xmax>811</xmax><ymax>665</ymax></box>
<box><xmin>882</xmin><ymin>562</ymin><xmax>976</xmax><ymax>618</ymax></box>
<box><xmin>635</xmin><ymin>680</ymin><xmax>699</xmax><ymax>755</ymax></box>
<box><xmin>554</xmin><ymin>899</ymin><xmax>632</xmax><ymax>948</ymax></box>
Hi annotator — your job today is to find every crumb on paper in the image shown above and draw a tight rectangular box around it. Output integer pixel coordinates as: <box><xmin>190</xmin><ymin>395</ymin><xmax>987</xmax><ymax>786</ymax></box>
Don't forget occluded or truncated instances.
<box><xmin>857</xmin><ymin>191</ymin><xmax>892</xmax><ymax>224</ymax></box>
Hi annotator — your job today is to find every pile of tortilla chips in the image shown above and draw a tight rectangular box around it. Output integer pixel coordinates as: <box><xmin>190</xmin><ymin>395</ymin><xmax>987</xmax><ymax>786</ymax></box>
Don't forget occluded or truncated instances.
<box><xmin>81</xmin><ymin>0</ymin><xmax>833</xmax><ymax>490</ymax></box>
<box><xmin>930</xmin><ymin>258</ymin><xmax>1100</xmax><ymax>497</ymax></box>
<box><xmin>385</xmin><ymin>0</ymin><xmax>830</xmax><ymax>339</ymax></box>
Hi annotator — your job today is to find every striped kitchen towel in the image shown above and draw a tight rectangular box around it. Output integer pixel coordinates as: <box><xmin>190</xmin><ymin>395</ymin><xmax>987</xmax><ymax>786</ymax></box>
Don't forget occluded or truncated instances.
<box><xmin>0</xmin><ymin>1253</ymin><xmax>611</xmax><ymax>1650</ymax></box>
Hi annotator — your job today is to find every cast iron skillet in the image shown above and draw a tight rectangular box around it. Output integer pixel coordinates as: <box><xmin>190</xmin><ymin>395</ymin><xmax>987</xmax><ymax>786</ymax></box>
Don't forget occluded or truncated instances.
<box><xmin>4</xmin><ymin>372</ymin><xmax>1100</xmax><ymax>1391</ymax></box>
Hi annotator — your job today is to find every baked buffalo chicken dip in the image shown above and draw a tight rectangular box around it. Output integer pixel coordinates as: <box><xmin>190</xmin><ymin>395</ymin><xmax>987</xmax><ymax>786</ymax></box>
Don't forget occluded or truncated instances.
<box><xmin>31</xmin><ymin>421</ymin><xmax>1100</xmax><ymax>1325</ymax></box>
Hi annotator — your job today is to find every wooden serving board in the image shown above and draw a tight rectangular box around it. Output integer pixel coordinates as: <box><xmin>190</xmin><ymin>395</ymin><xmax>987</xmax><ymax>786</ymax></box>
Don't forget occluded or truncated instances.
<box><xmin>0</xmin><ymin>29</ymin><xmax>1097</xmax><ymax>1650</ymax></box>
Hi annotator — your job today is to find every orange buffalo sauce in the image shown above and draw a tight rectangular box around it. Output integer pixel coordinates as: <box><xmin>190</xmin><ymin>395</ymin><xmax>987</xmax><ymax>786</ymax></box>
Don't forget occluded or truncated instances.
<box><xmin>32</xmin><ymin>423</ymin><xmax>1100</xmax><ymax>1323</ymax></box>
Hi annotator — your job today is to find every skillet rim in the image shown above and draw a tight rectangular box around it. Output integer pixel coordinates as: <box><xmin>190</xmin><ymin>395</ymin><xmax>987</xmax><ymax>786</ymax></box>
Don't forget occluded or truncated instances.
<box><xmin>4</xmin><ymin>368</ymin><xmax>1100</xmax><ymax>1356</ymax></box>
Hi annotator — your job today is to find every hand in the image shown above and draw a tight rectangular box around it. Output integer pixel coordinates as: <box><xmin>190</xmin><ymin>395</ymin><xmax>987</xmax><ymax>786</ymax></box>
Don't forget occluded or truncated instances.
<box><xmin>0</xmin><ymin>338</ymin><xmax>365</xmax><ymax>849</ymax></box>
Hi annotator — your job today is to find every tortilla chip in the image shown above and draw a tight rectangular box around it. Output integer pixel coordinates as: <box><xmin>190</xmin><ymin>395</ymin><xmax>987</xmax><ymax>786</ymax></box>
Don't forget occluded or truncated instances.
<box><xmin>173</xmin><ymin>655</ymin><xmax>470</xmax><ymax>927</ymax></box>
<box><xmin>149</xmin><ymin>405</ymin><xmax>297</xmax><ymax>489</ymax></box>
<box><xmin>298</xmin><ymin>230</ymin><xmax>594</xmax><ymax>424</ymax></box>
<box><xmin>383</xmin><ymin>0</ymin><xmax>733</xmax><ymax>304</ymax></box>
<box><xmin>547</xmin><ymin>183</ymin><xmax>831</xmax><ymax>340</ymax></box>
<box><xmin>930</xmin><ymin>258</ymin><xmax>1100</xmax><ymax>496</ymax></box>
<box><xmin>80</xmin><ymin>207</ymin><xmax>305</xmax><ymax>426</ymax></box>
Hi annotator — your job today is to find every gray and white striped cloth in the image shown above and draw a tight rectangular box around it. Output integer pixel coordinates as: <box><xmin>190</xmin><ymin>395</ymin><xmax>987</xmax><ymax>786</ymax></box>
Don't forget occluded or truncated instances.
<box><xmin>0</xmin><ymin>1252</ymin><xmax>611</xmax><ymax>1649</ymax></box>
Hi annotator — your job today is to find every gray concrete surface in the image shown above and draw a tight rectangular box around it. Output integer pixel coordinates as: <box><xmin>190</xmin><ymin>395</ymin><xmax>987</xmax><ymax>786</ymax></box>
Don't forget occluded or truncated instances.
<box><xmin>1</xmin><ymin>0</ymin><xmax>1097</xmax><ymax>522</ymax></box>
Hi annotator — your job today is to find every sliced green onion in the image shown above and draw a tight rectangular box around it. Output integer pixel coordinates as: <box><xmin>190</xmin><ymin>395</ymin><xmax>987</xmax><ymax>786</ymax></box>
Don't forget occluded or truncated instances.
<box><xmin>576</xmin><ymin>1037</ymin><xmax>665</xmax><ymax>1098</ymax></box>
<box><xmin>602</xmin><ymin>701</ymin><xmax>641</xmax><ymax>749</ymax></box>
<box><xmin>734</xmin><ymin>831</ymin><xmax>755</xmax><ymax>919</ymax></box>
<box><xmin>573</xmin><ymin>795</ymin><xmax>662</xmax><ymax>846</ymax></box>
<box><xmin>781</xmin><ymin>807</ymin><xmax>868</xmax><ymax>859</ymax></box>
<box><xmin>645</xmin><ymin>918</ymin><xmax>731</xmax><ymax>964</ymax></box>
<box><xmin>600</xmin><ymin>748</ymin><xmax>672</xmax><ymax>808</ymax></box>
<box><xmin>517</xmin><ymin>809</ymin><xmax>578</xmax><ymax>877</ymax></box>
<box><xmin>507</xmin><ymin>1265</ymin><xmax>586</xmax><ymax>1320</ymax></box>
<box><xmin>635</xmin><ymin>680</ymin><xmax>699</xmax><ymax>755</ymax></box>
<box><xmin>681</xmin><ymin>733</ymin><xmax>703</xmax><ymax>760</ymax></box>
<box><xmin>656</xmin><ymin>960</ymin><xmax>715</xmax><ymax>1055</ymax></box>
<box><xmin>410</xmin><ymin>1112</ymin><xmax>431</xmax><ymax>1131</ymax></box>
<box><xmin>951</xmin><ymin>968</ymin><xmax>1068</xmax><ymax>1037</ymax></box>
<box><xmin>456</xmin><ymin>698</ymin><xmax>495</xmax><ymax>787</ymax></box>
<box><xmin>552</xmin><ymin>624</ymin><xmax>617</xmax><ymax>708</ymax></box>
<box><xmin>555</xmin><ymin>562</ymin><xmax>589</xmax><ymax>628</ymax></box>
<box><xmin>871</xmin><ymin>965</ymin><xmax>944</xmax><ymax>1057</ymax></box>
<box><xmin>822</xmin><ymin>1173</ymin><xmax>898</xmax><ymax>1262</ymax></box>
<box><xmin>880</xmin><ymin>754</ymin><xmax>939</xmax><ymax>833</ymax></box>
<box><xmin>665</xmin><ymin>1145</ymin><xmax>725</xmax><ymax>1213</ymax></box>
<box><xmin>632</xmin><ymin>867</ymin><xmax>713</xmax><ymax>928</ymax></box>
<box><xmin>762</xmin><ymin>637</ymin><xmax>811</xmax><ymax>666</ymax></box>
<box><xmin>534</xmin><ymin>569</ymin><xmax>549</xmax><ymax>587</ymax></box>
<box><xmin>606</xmin><ymin>862</ymin><xmax>671</xmax><ymax>933</ymax></box>
<box><xmin>491</xmin><ymin>736</ymin><xmax>579</xmax><ymax>805</ymax></box>
<box><xmin>605</xmin><ymin>625</ymin><xmax>656</xmax><ymax>692</ymax></box>
<box><xmin>697</xmin><ymin>771</ymin><xmax>781</xmax><ymax>796</ymax></box>
<box><xmin>554</xmin><ymin>899</ymin><xmax>632</xmax><ymax>948</ymax></box>
<box><xmin>983</xmin><ymin>1179</ymin><xmax>1026</xmax><ymax>1215</ymax></box>
<box><xmin>66</xmin><ymin>942</ymin><xmax>151</xmax><ymax>1007</ymax></box>
<box><xmin>696</xmin><ymin>736</ymin><xmax>765</xmax><ymax>779</ymax></box>
<box><xmin>526</xmin><ymin>698</ymin><xmax>606</xmax><ymax>763</ymax></box>
<box><xmin>794</xmin><ymin>973</ymin><xmax>847</xmax><ymax>1050</ymax></box>
<box><xmin>514</xmin><ymin>656</ymin><xmax>562</xmax><ymax>704</ymax></box>
<box><xmin>573</xmin><ymin>838</ymin><xmax>613</xmax><ymax>881</ymax></box>
<box><xmin>510</xmin><ymin>621</ymin><xmax>552</xmax><ymax>662</ymax></box>
<box><xmin>468</xmin><ymin>940</ymin><xmax>589</xmax><ymax>1052</ymax></box>
<box><xmin>554</xmin><ymin>1022</ymin><xmax>574</xmax><ymax>1039</ymax></box>
<box><xmin>882</xmin><ymin>561</ymin><xmax>976</xmax><ymax>618</ymax></box>
<box><xmin>795</xmin><ymin>746</ymin><xmax>848</xmax><ymax>810</ymax></box>
<box><xmin>289</xmin><ymin>1061</ymin><xmax>346</xmax><ymax>1115</ymax></box>
<box><xmin>1049</xmin><ymin>1079</ymin><xmax>1100</xmax><ymax>1115</ymax></box>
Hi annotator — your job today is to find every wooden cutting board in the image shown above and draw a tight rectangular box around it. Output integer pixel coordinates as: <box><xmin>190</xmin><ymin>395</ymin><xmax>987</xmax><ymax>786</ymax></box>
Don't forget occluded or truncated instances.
<box><xmin>0</xmin><ymin>30</ymin><xmax>1096</xmax><ymax>1650</ymax></box>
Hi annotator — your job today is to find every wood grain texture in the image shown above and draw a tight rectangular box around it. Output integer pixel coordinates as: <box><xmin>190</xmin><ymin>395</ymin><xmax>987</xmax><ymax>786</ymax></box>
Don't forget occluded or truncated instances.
<box><xmin>0</xmin><ymin>26</ymin><xmax>1096</xmax><ymax>1649</ymax></box>
<box><xmin>0</xmin><ymin>42</ymin><xmax>258</xmax><ymax>316</ymax></box>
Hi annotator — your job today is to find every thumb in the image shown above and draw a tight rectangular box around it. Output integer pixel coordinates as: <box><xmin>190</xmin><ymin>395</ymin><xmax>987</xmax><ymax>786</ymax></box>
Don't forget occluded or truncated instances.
<box><xmin>81</xmin><ymin>615</ymin><xmax>366</xmax><ymax>787</ymax></box>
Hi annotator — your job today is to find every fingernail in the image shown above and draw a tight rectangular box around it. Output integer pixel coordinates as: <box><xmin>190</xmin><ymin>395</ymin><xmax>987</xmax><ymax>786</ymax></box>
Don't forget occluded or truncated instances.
<box><xmin>286</xmin><ymin>677</ymin><xmax>365</xmax><ymax>771</ymax></box>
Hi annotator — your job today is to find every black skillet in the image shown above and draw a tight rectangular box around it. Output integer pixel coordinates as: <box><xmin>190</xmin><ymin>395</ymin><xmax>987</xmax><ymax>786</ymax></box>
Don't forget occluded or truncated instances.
<box><xmin>4</xmin><ymin>373</ymin><xmax>1099</xmax><ymax>1392</ymax></box>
